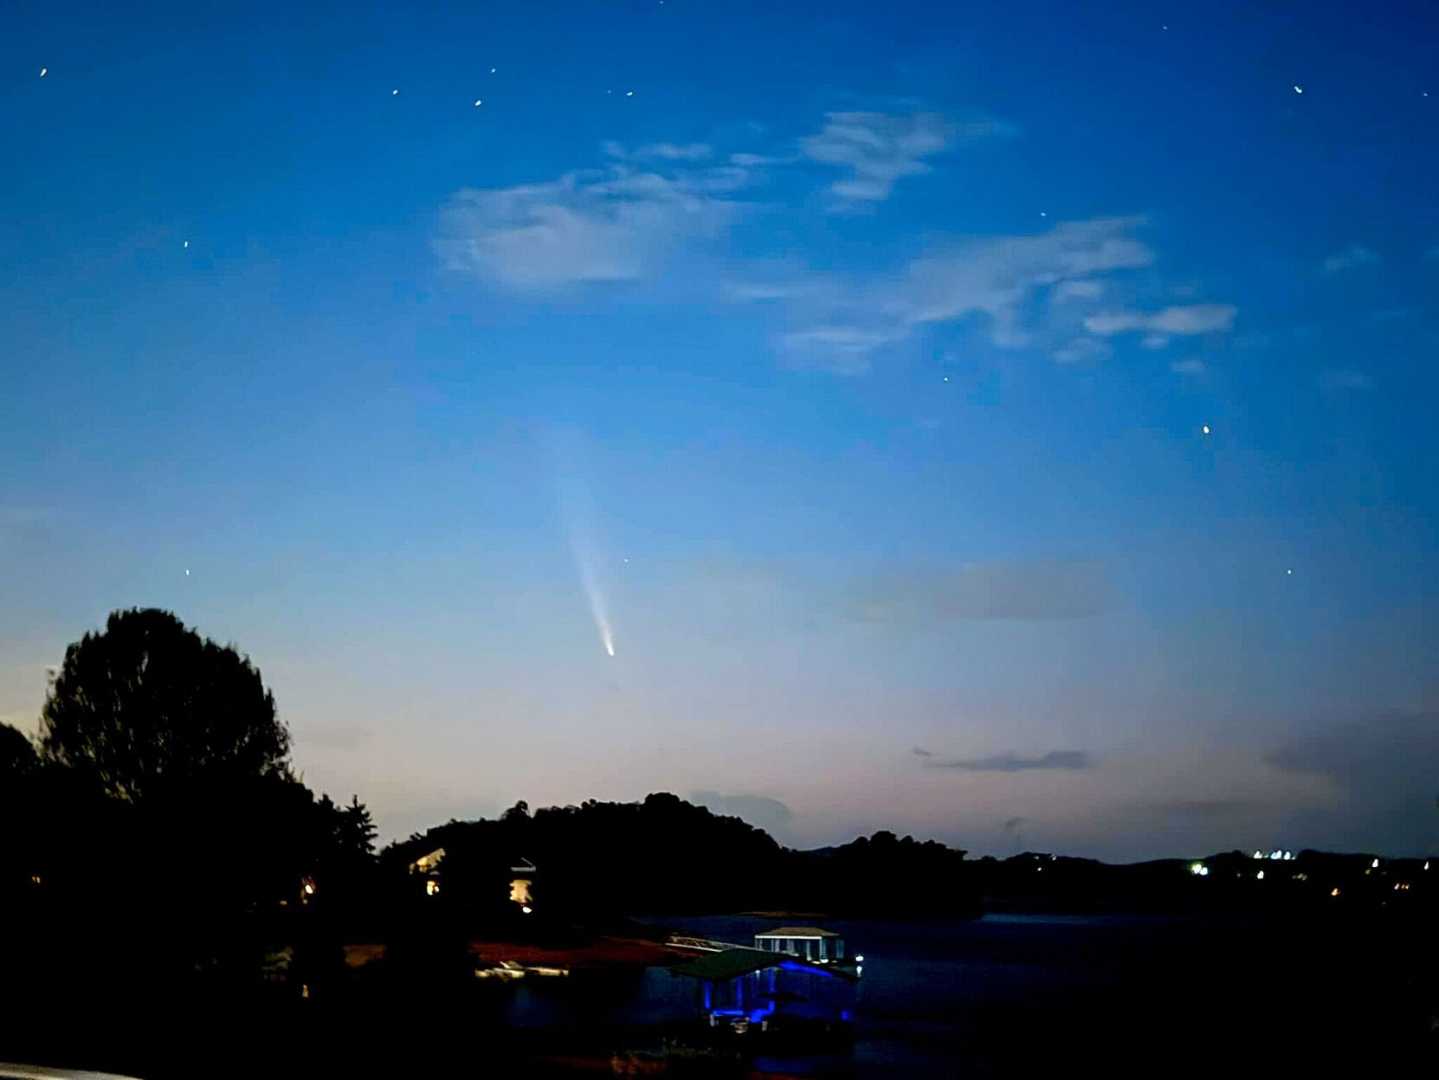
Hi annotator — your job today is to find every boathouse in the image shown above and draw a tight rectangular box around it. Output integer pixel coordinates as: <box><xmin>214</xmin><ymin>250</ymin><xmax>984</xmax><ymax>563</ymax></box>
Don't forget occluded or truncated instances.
<box><xmin>671</xmin><ymin>947</ymin><xmax>857</xmax><ymax>1030</ymax></box>
<box><xmin>753</xmin><ymin>926</ymin><xmax>845</xmax><ymax>963</ymax></box>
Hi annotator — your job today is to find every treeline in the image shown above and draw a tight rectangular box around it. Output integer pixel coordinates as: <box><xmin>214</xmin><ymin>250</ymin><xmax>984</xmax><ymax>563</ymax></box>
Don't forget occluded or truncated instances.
<box><xmin>0</xmin><ymin>610</ymin><xmax>379</xmax><ymax>1000</ymax></box>
<box><xmin>974</xmin><ymin>849</ymin><xmax>1437</xmax><ymax>915</ymax></box>
<box><xmin>384</xmin><ymin>794</ymin><xmax>982</xmax><ymax>920</ymax></box>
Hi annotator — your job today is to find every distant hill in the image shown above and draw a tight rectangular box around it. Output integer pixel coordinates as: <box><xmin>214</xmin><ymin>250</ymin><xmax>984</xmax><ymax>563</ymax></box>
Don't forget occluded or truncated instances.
<box><xmin>382</xmin><ymin>792</ymin><xmax>981</xmax><ymax>920</ymax></box>
<box><xmin>383</xmin><ymin>795</ymin><xmax>1434</xmax><ymax>922</ymax></box>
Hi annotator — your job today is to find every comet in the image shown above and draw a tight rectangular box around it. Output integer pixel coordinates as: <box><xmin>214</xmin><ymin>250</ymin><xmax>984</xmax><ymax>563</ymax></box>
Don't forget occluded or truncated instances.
<box><xmin>572</xmin><ymin>540</ymin><xmax>616</xmax><ymax>658</ymax></box>
<box><xmin>551</xmin><ymin>431</ymin><xmax>619</xmax><ymax>658</ymax></box>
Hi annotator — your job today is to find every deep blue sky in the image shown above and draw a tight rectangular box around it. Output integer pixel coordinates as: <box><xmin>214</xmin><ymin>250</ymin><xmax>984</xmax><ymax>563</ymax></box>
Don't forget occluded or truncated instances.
<box><xmin>3</xmin><ymin>1</ymin><xmax>1437</xmax><ymax>859</ymax></box>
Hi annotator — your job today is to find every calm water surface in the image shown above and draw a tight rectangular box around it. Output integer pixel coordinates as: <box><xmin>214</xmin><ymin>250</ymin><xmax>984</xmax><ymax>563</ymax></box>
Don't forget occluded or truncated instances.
<box><xmin>628</xmin><ymin>911</ymin><xmax>1431</xmax><ymax>1077</ymax></box>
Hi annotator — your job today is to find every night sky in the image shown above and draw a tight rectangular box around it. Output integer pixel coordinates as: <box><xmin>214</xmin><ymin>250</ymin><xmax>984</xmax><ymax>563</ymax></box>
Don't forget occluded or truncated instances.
<box><xmin>3</xmin><ymin>1</ymin><xmax>1437</xmax><ymax>859</ymax></box>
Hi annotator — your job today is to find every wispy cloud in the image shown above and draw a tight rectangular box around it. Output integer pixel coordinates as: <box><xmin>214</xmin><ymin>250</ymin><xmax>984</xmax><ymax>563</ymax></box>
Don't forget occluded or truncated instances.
<box><xmin>439</xmin><ymin>122</ymin><xmax>1233</xmax><ymax>380</ymax></box>
<box><xmin>436</xmin><ymin>158</ymin><xmax>748</xmax><ymax>289</ymax></box>
<box><xmin>780</xmin><ymin>325</ymin><xmax>905</xmax><ymax>375</ymax></box>
<box><xmin>1170</xmin><ymin>358</ymin><xmax>1207</xmax><ymax>376</ymax></box>
<box><xmin>847</xmin><ymin>559</ymin><xmax>1117</xmax><ymax>624</ymax></box>
<box><xmin>1318</xmin><ymin>369</ymin><xmax>1374</xmax><ymax>391</ymax></box>
<box><xmin>1084</xmin><ymin>304</ymin><xmax>1237</xmax><ymax>337</ymax></box>
<box><xmin>800</xmin><ymin>110</ymin><xmax>995</xmax><ymax>206</ymax></box>
<box><xmin>911</xmin><ymin>746</ymin><xmax>934</xmax><ymax>758</ymax></box>
<box><xmin>1053</xmin><ymin>279</ymin><xmax>1105</xmax><ymax>302</ymax></box>
<box><xmin>1052</xmin><ymin>337</ymin><xmax>1112</xmax><ymax>366</ymax></box>
<box><xmin>905</xmin><ymin>217</ymin><xmax>1155</xmax><ymax>337</ymax></box>
<box><xmin>928</xmin><ymin>750</ymin><xmax>1092</xmax><ymax>772</ymax></box>
<box><xmin>1322</xmin><ymin>244</ymin><xmax>1381</xmax><ymax>274</ymax></box>
<box><xmin>725</xmin><ymin>281</ymin><xmax>813</xmax><ymax>302</ymax></box>
<box><xmin>729</xmin><ymin>151</ymin><xmax>796</xmax><ymax>167</ymax></box>
<box><xmin>765</xmin><ymin>217</ymin><xmax>1182</xmax><ymax>371</ymax></box>
<box><xmin>605</xmin><ymin>140</ymin><xmax>713</xmax><ymax>161</ymax></box>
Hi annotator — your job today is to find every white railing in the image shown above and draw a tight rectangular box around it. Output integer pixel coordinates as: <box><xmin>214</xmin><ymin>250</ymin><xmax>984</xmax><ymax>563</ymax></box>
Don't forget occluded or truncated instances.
<box><xmin>667</xmin><ymin>935</ymin><xmax>745</xmax><ymax>952</ymax></box>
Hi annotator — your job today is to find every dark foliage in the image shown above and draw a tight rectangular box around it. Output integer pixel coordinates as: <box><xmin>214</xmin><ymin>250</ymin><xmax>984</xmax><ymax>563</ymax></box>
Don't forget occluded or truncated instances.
<box><xmin>383</xmin><ymin>793</ymin><xmax>979</xmax><ymax>921</ymax></box>
<box><xmin>0</xmin><ymin>721</ymin><xmax>37</xmax><ymax>775</ymax></box>
<box><xmin>4</xmin><ymin>611</ymin><xmax>378</xmax><ymax>998</ymax></box>
<box><xmin>39</xmin><ymin>607</ymin><xmax>291</xmax><ymax>802</ymax></box>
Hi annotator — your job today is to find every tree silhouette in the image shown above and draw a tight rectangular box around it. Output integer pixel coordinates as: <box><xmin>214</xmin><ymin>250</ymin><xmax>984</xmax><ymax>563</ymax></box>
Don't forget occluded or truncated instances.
<box><xmin>0</xmin><ymin>722</ymin><xmax>36</xmax><ymax>776</ymax></box>
<box><xmin>38</xmin><ymin>608</ymin><xmax>291</xmax><ymax>801</ymax></box>
<box><xmin>341</xmin><ymin>795</ymin><xmax>379</xmax><ymax>858</ymax></box>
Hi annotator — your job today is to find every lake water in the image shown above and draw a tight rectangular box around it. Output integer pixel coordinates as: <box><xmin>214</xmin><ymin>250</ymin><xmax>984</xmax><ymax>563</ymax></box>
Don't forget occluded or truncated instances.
<box><xmin>628</xmin><ymin>911</ymin><xmax>1433</xmax><ymax>1077</ymax></box>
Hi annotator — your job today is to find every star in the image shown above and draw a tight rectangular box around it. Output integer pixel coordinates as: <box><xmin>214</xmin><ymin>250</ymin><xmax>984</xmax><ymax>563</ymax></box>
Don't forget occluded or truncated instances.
<box><xmin>626</xmin><ymin>90</ymin><xmax>635</xmax><ymax>97</ymax></box>
<box><xmin>1292</xmin><ymin>84</ymin><xmax>1304</xmax><ymax>95</ymax></box>
<box><xmin>1039</xmin><ymin>210</ymin><xmax>1047</xmax><ymax>218</ymax></box>
<box><xmin>183</xmin><ymin>240</ymin><xmax>189</xmax><ymax>249</ymax></box>
<box><xmin>474</xmin><ymin>99</ymin><xmax>483</xmax><ymax>107</ymax></box>
<box><xmin>184</xmin><ymin>569</ymin><xmax>190</xmax><ymax>577</ymax></box>
<box><xmin>39</xmin><ymin>67</ymin><xmax>48</xmax><ymax>78</ymax></box>
<box><xmin>943</xmin><ymin>375</ymin><xmax>950</xmax><ymax>383</ymax></box>
<box><xmin>490</xmin><ymin>67</ymin><xmax>497</xmax><ymax>74</ymax></box>
<box><xmin>391</xmin><ymin>88</ymin><xmax>399</xmax><ymax>96</ymax></box>
<box><xmin>1285</xmin><ymin>568</ymin><xmax>1293</xmax><ymax>575</ymax></box>
<box><xmin>1201</xmin><ymin>424</ymin><xmax>1211</xmax><ymax>435</ymax></box>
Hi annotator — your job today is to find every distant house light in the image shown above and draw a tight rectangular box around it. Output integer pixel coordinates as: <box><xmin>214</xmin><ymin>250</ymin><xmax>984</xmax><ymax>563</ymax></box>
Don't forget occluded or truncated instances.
<box><xmin>426</xmin><ymin>879</ymin><xmax>440</xmax><ymax>897</ymax></box>
<box><xmin>1330</xmin><ymin>887</ymin><xmax>1340</xmax><ymax>898</ymax></box>
<box><xmin>521</xmin><ymin>905</ymin><xmax>533</xmax><ymax>914</ymax></box>
<box><xmin>509</xmin><ymin>877</ymin><xmax>533</xmax><ymax>905</ymax></box>
<box><xmin>1371</xmin><ymin>858</ymin><xmax>1380</xmax><ymax>869</ymax></box>
<box><xmin>1256</xmin><ymin>870</ymin><xmax>1265</xmax><ymax>881</ymax></box>
<box><xmin>1253</xmin><ymin>851</ymin><xmax>1264</xmax><ymax>859</ymax></box>
<box><xmin>409</xmin><ymin>848</ymin><xmax>447</xmax><ymax>875</ymax></box>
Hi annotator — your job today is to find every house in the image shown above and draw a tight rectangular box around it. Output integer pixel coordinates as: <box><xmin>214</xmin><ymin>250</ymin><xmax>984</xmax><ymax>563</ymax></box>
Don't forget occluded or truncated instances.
<box><xmin>753</xmin><ymin>926</ymin><xmax>846</xmax><ymax>963</ymax></box>
<box><xmin>407</xmin><ymin>847</ymin><xmax>446</xmax><ymax>897</ymax></box>
<box><xmin>509</xmin><ymin>857</ymin><xmax>536</xmax><ymax>908</ymax></box>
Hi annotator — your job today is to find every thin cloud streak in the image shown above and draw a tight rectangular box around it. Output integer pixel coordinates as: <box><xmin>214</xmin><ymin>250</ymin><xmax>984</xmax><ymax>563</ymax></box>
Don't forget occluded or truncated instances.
<box><xmin>927</xmin><ymin>750</ymin><xmax>1093</xmax><ymax>772</ymax></box>
<box><xmin>1322</xmin><ymin>244</ymin><xmax>1381</xmax><ymax>274</ymax></box>
<box><xmin>1084</xmin><ymin>304</ymin><xmax>1237</xmax><ymax>337</ymax></box>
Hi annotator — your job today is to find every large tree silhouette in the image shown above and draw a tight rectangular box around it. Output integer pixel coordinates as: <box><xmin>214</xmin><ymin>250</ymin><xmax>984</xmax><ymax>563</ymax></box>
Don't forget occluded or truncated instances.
<box><xmin>38</xmin><ymin>608</ymin><xmax>291</xmax><ymax>801</ymax></box>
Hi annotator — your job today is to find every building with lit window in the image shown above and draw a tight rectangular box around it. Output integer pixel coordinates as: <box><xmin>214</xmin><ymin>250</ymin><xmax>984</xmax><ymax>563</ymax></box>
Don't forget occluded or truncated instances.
<box><xmin>753</xmin><ymin>926</ymin><xmax>845</xmax><ymax>963</ymax></box>
<box><xmin>671</xmin><ymin>946</ymin><xmax>857</xmax><ymax>1034</ymax></box>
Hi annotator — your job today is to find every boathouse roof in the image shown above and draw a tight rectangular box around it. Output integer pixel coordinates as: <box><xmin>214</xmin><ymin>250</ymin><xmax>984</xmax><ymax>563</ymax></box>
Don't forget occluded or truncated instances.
<box><xmin>672</xmin><ymin>947</ymin><xmax>855</xmax><ymax>982</ymax></box>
